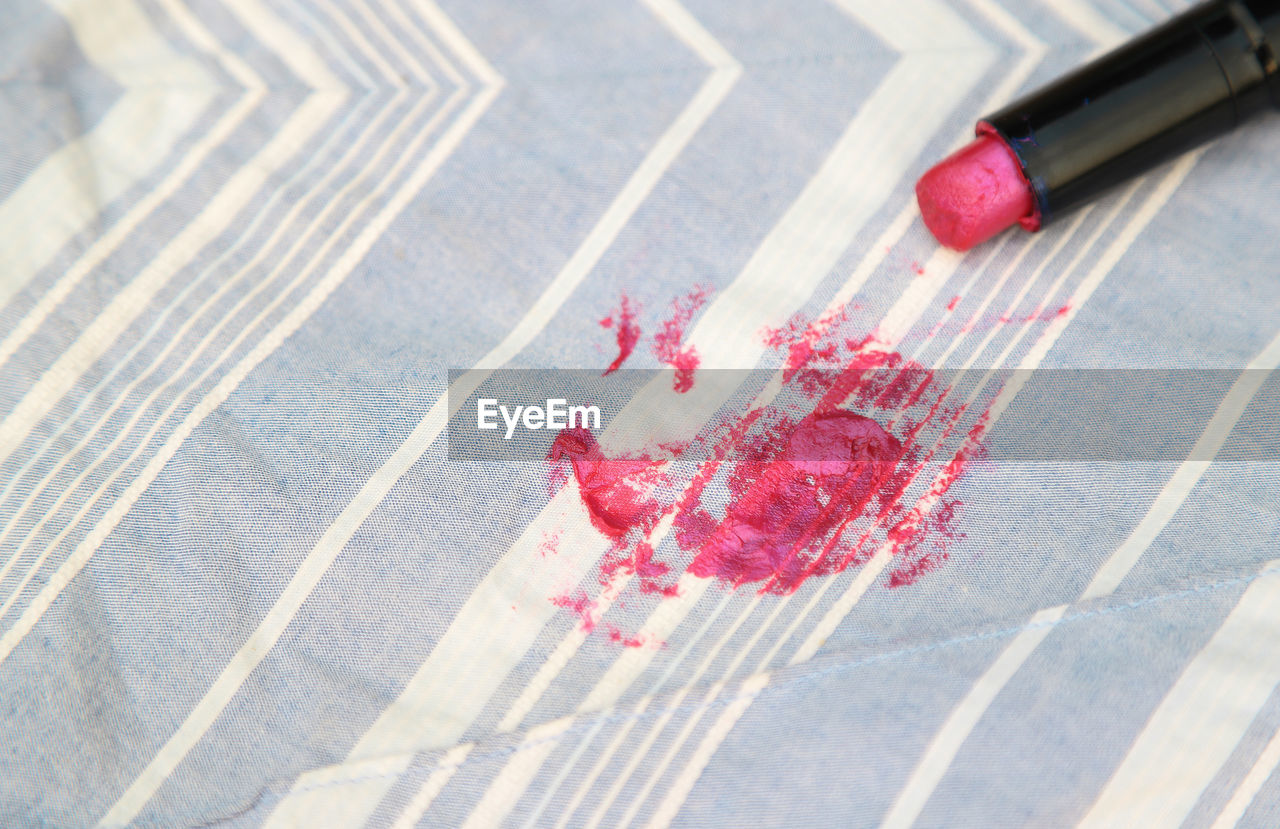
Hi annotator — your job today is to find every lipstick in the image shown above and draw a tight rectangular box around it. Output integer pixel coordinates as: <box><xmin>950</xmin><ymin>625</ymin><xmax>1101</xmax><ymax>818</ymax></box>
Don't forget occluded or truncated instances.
<box><xmin>916</xmin><ymin>0</ymin><xmax>1280</xmax><ymax>251</ymax></box>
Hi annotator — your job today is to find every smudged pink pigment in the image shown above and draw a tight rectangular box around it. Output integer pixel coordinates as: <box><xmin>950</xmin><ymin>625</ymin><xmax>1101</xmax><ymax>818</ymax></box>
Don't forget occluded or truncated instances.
<box><xmin>652</xmin><ymin>286</ymin><xmax>711</xmax><ymax>393</ymax></box>
<box><xmin>548</xmin><ymin>429</ymin><xmax>681</xmax><ymax>600</ymax></box>
<box><xmin>681</xmin><ymin>411</ymin><xmax>901</xmax><ymax>590</ymax></box>
<box><xmin>551</xmin><ymin>591</ymin><xmax>598</xmax><ymax>632</ymax></box>
<box><xmin>549</xmin><ymin>429</ymin><xmax>663</xmax><ymax>539</ymax></box>
<box><xmin>538</xmin><ymin>530</ymin><xmax>560</xmax><ymax>558</ymax></box>
<box><xmin>601</xmin><ymin>295</ymin><xmax>641</xmax><ymax>375</ymax></box>
<box><xmin>551</xmin><ymin>289</ymin><xmax>993</xmax><ymax>642</ymax></box>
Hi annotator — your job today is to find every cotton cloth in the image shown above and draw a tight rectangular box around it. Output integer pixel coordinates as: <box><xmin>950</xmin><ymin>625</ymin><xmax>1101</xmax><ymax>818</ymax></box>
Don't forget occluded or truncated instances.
<box><xmin>2</xmin><ymin>0</ymin><xmax>1280</xmax><ymax>827</ymax></box>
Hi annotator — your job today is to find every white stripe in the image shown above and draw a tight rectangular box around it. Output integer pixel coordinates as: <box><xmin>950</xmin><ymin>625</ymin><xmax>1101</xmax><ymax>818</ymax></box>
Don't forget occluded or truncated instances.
<box><xmin>531</xmin><ymin>601</ymin><xmax>727</xmax><ymax>828</ymax></box>
<box><xmin>477</xmin><ymin>0</ymin><xmax>1057</xmax><ymax>820</ymax></box>
<box><xmin>1047</xmin><ymin>0</ymin><xmax>1130</xmax><ymax>50</ymax></box>
<box><xmin>0</xmin><ymin>90</ymin><xmax>425</xmax><ymax>611</ymax></box>
<box><xmin>644</xmin><ymin>673</ymin><xmax>770</xmax><ymax>829</ymax></box>
<box><xmin>751</xmin><ymin>217</ymin><xmax>1094</xmax><ymax>683</ymax></box>
<box><xmin>0</xmin><ymin>0</ymin><xmax>433</xmax><ymax>484</ymax></box>
<box><xmin>827</xmin><ymin>0</ymin><xmax>985</xmax><ymax>52</ymax></box>
<box><xmin>0</xmin><ymin>69</ymin><xmax>378</xmax><ymax>541</ymax></box>
<box><xmin>576</xmin><ymin>600</ymin><xmax>763</xmax><ymax>828</ymax></box>
<box><xmin>44</xmin><ymin>0</ymin><xmax>210</xmax><ymax>87</ymax></box>
<box><xmin>1080</xmin><ymin>330</ymin><xmax>1280</xmax><ymax>599</ymax></box>
<box><xmin>0</xmin><ymin>91</ymin><xmax>344</xmax><ymax>469</ymax></box>
<box><xmin>254</xmin><ymin>3</ymin><xmax>739</xmax><ymax>822</ymax></box>
<box><xmin>588</xmin><ymin>680</ymin><xmax>722</xmax><ymax>829</ymax></box>
<box><xmin>817</xmin><ymin>0</ymin><xmax>1048</xmax><ymax>329</ymax></box>
<box><xmin>613</xmin><ymin>598</ymin><xmax>790</xmax><ymax>828</ymax></box>
<box><xmin>0</xmin><ymin>0</ymin><xmax>443</xmax><ymax>583</ymax></box>
<box><xmin>267</xmin><ymin>753</ymin><xmax>418</xmax><ymax>829</ymax></box>
<box><xmin>410</xmin><ymin>0</ymin><xmax>504</xmax><ymax>87</ymax></box>
<box><xmin>1</xmin><ymin>0</ymin><xmax>342</xmax><ymax>369</ymax></box>
<box><xmin>605</xmin><ymin>216</ymin><xmax>1028</xmax><ymax>829</ymax></box>
<box><xmin>0</xmin><ymin>0</ymin><xmax>219</xmax><ymax>312</ymax></box>
<box><xmin>880</xmin><ymin>606</ymin><xmax>1067</xmax><ymax>828</ymax></box>
<box><xmin>877</xmin><ymin>152</ymin><xmax>1271</xmax><ymax>826</ymax></box>
<box><xmin>597</xmin><ymin>10</ymin><xmax>1055</xmax><ymax>790</ymax></box>
<box><xmin>459</xmin><ymin>720</ymin><xmax>575</xmax><ymax>829</ymax></box>
<box><xmin>275</xmin><ymin>0</ymin><xmax>377</xmax><ymax>89</ymax></box>
<box><xmin>66</xmin><ymin>70</ymin><xmax>499</xmax><ymax>829</ymax></box>
<box><xmin>448</xmin><ymin>4</ymin><xmax>998</xmax><ymax>820</ymax></box>
<box><xmin>1211</xmin><ymin>724</ymin><xmax>1280</xmax><ymax>829</ymax></box>
<box><xmin>686</xmin><ymin>55</ymin><xmax>991</xmax><ymax>371</ymax></box>
<box><xmin>460</xmin><ymin>38</ymin><xmax>1018</xmax><ymax>829</ymax></box>
<box><xmin>149</xmin><ymin>0</ymin><xmax>262</xmax><ymax>88</ymax></box>
<box><xmin>881</xmin><ymin>325</ymin><xmax>1278</xmax><ymax>825</ymax></box>
<box><xmin>639</xmin><ymin>0</ymin><xmax>737</xmax><ymax>66</ymax></box>
<box><xmin>221</xmin><ymin>0</ymin><xmax>341</xmax><ymax>88</ymax></box>
<box><xmin>574</xmin><ymin>122</ymin><xmax>1051</xmax><ymax>829</ymax></box>
<box><xmin>495</xmin><ymin>574</ymin><xmax>634</xmax><ymax>734</ymax></box>
<box><xmin>551</xmin><ymin>707</ymin><xmax>645</xmax><ymax>829</ymax></box>
<box><xmin>86</xmin><ymin>11</ymin><xmax>498</xmax><ymax>816</ymax></box>
<box><xmin>390</xmin><ymin>744</ymin><xmax>475</xmax><ymax>829</ymax></box>
<box><xmin>93</xmin><ymin>86</ymin><xmax>500</xmax><ymax>828</ymax></box>
<box><xmin>648</xmin><ymin>411</ymin><xmax>1006</xmax><ymax>827</ymax></box>
<box><xmin>1018</xmin><ymin>153</ymin><xmax>1203</xmax><ymax>372</ymax></box>
<box><xmin>375</xmin><ymin>0</ymin><xmax>458</xmax><ymax>86</ymax></box>
<box><xmin>1081</xmin><ymin>563</ymin><xmax>1280</xmax><ymax>828</ymax></box>
<box><xmin>345</xmin><ymin>0</ymin><xmax>432</xmax><ymax>85</ymax></box>
<box><xmin>586</xmin><ymin>593</ymin><xmax>793</xmax><ymax>823</ymax></box>
<box><xmin>0</xmin><ymin>0</ymin><xmax>264</xmax><ymax>370</ymax></box>
<box><xmin>537</xmin><ymin>594</ymin><xmax>737</xmax><ymax>829</ymax></box>
<box><xmin>0</xmin><ymin>91</ymin><xmax>214</xmax><ymax>312</ymax></box>
<box><xmin>650</xmin><ymin>155</ymin><xmax>1207</xmax><ymax>826</ymax></box>
<box><xmin>469</xmin><ymin>63</ymin><xmax>739</xmax><ymax>374</ymax></box>
<box><xmin>310</xmin><ymin>0</ymin><xmax>405</xmax><ymax>87</ymax></box>
<box><xmin>581</xmin><ymin>576</ymin><xmax>711</xmax><ymax>711</ymax></box>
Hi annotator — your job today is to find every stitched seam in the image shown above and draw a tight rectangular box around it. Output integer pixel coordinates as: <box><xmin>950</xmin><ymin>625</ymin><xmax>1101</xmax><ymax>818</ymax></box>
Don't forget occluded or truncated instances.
<box><xmin>185</xmin><ymin>565</ymin><xmax>1275</xmax><ymax>827</ymax></box>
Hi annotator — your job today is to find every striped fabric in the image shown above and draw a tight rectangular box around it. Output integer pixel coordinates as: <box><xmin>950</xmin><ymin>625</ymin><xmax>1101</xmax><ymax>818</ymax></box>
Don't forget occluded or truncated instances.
<box><xmin>3</xmin><ymin>0</ymin><xmax>1280</xmax><ymax>826</ymax></box>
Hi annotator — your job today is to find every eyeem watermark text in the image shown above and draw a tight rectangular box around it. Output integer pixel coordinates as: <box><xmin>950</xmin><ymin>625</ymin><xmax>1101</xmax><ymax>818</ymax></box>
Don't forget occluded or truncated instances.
<box><xmin>477</xmin><ymin>398</ymin><xmax>601</xmax><ymax>439</ymax></box>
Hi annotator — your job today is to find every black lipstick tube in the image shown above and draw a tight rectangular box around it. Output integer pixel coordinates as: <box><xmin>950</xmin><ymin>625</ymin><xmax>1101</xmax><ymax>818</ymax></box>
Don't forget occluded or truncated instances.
<box><xmin>981</xmin><ymin>0</ymin><xmax>1280</xmax><ymax>228</ymax></box>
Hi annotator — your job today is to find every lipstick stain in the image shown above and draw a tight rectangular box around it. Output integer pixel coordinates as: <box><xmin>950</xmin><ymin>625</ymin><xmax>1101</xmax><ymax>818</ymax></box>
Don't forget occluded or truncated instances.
<box><xmin>551</xmin><ymin>292</ymin><xmax>992</xmax><ymax>641</ymax></box>
<box><xmin>766</xmin><ymin>312</ymin><xmax>850</xmax><ymax>380</ymax></box>
<box><xmin>552</xmin><ymin>590</ymin><xmax>598</xmax><ymax>633</ymax></box>
<box><xmin>956</xmin><ymin>302</ymin><xmax>1074</xmax><ymax>334</ymax></box>
<box><xmin>886</xmin><ymin>498</ymin><xmax>962</xmax><ymax>587</ymax></box>
<box><xmin>601</xmin><ymin>295</ymin><xmax>641</xmax><ymax>375</ymax></box>
<box><xmin>946</xmin><ymin>295</ymin><xmax>961</xmax><ymax>312</ymax></box>
<box><xmin>999</xmin><ymin>304</ymin><xmax>1071</xmax><ymax>325</ymax></box>
<box><xmin>653</xmin><ymin>286</ymin><xmax>711</xmax><ymax>393</ymax></box>
<box><xmin>549</xmin><ymin>428</ymin><xmax>686</xmax><ymax>603</ymax></box>
<box><xmin>549</xmin><ymin>429</ymin><xmax>664</xmax><ymax>539</ymax></box>
<box><xmin>598</xmin><ymin>289</ymin><xmax>713</xmax><ymax>392</ymax></box>
<box><xmin>606</xmin><ymin>623</ymin><xmax>655</xmax><ymax>649</ymax></box>
<box><xmin>681</xmin><ymin>411</ymin><xmax>901</xmax><ymax>591</ymax></box>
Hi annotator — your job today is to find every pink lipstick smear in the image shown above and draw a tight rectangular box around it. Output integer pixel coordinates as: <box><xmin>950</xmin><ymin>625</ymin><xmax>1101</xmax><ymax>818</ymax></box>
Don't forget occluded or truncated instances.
<box><xmin>598</xmin><ymin>288</ymin><xmax>711</xmax><ymax>390</ymax></box>
<box><xmin>552</xmin><ymin>295</ymin><xmax>996</xmax><ymax>644</ymax></box>
<box><xmin>680</xmin><ymin>411</ymin><xmax>901</xmax><ymax>591</ymax></box>
<box><xmin>600</xmin><ymin>295</ymin><xmax>641</xmax><ymax>375</ymax></box>
<box><xmin>652</xmin><ymin>286</ymin><xmax>710</xmax><ymax>393</ymax></box>
<box><xmin>548</xmin><ymin>429</ymin><xmax>664</xmax><ymax>539</ymax></box>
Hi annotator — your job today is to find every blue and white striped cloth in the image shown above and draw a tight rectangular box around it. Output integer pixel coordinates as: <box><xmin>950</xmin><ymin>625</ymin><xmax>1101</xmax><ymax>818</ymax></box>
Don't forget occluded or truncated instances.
<box><xmin>4</xmin><ymin>0</ymin><xmax>1280</xmax><ymax>826</ymax></box>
